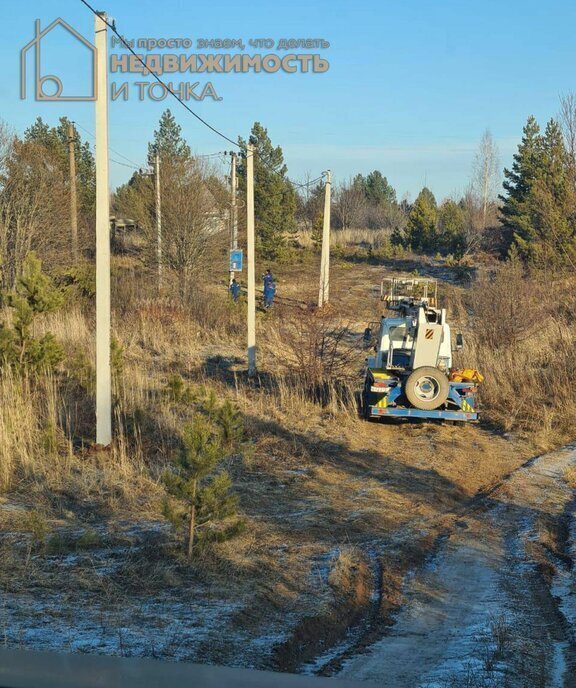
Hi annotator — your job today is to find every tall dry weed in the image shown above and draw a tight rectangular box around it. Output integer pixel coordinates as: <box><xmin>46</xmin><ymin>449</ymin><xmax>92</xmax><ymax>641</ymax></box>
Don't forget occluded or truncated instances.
<box><xmin>461</xmin><ymin>260</ymin><xmax>576</xmax><ymax>447</ymax></box>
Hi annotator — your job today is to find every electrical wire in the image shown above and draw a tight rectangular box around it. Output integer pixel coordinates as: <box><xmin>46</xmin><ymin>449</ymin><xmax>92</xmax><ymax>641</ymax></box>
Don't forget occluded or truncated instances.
<box><xmin>290</xmin><ymin>174</ymin><xmax>325</xmax><ymax>188</ymax></box>
<box><xmin>75</xmin><ymin>120</ymin><xmax>227</xmax><ymax>172</ymax></box>
<box><xmin>78</xmin><ymin>0</ymin><xmax>327</xmax><ymax>191</ymax></box>
<box><xmin>73</xmin><ymin>121</ymin><xmax>142</xmax><ymax>168</ymax></box>
<box><xmin>109</xmin><ymin>157</ymin><xmax>140</xmax><ymax>169</ymax></box>
<box><xmin>196</xmin><ymin>151</ymin><xmax>229</xmax><ymax>159</ymax></box>
<box><xmin>250</xmin><ymin>147</ymin><xmax>327</xmax><ymax>194</ymax></box>
<box><xmin>79</xmin><ymin>0</ymin><xmax>240</xmax><ymax>148</ymax></box>
<box><xmin>260</xmin><ymin>173</ymin><xmax>327</xmax><ymax>200</ymax></box>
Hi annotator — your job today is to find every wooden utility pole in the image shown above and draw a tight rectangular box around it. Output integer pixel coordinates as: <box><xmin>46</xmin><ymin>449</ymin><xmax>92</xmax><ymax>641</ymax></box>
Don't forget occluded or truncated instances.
<box><xmin>155</xmin><ymin>153</ymin><xmax>162</xmax><ymax>291</ymax></box>
<box><xmin>94</xmin><ymin>11</ymin><xmax>111</xmax><ymax>446</ymax></box>
<box><xmin>68</xmin><ymin>121</ymin><xmax>79</xmax><ymax>260</ymax></box>
<box><xmin>229</xmin><ymin>152</ymin><xmax>238</xmax><ymax>282</ymax></box>
<box><xmin>318</xmin><ymin>170</ymin><xmax>332</xmax><ymax>307</ymax></box>
<box><xmin>246</xmin><ymin>144</ymin><xmax>256</xmax><ymax>376</ymax></box>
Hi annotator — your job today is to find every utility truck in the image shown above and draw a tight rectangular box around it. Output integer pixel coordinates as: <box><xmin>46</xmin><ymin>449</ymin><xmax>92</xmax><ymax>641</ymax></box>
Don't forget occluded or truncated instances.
<box><xmin>362</xmin><ymin>278</ymin><xmax>481</xmax><ymax>422</ymax></box>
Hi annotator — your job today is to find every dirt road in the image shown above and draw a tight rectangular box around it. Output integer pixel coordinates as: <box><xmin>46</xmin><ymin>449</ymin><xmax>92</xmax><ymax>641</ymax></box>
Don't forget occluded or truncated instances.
<box><xmin>326</xmin><ymin>444</ymin><xmax>576</xmax><ymax>687</ymax></box>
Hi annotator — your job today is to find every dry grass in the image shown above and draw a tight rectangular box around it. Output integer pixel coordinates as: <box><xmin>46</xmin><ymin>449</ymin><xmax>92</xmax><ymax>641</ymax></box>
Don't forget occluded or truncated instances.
<box><xmin>0</xmin><ymin>248</ymin><xmax>569</xmax><ymax>669</ymax></box>
<box><xmin>0</xmin><ymin>372</ymin><xmax>70</xmax><ymax>490</ymax></box>
<box><xmin>0</xmin><ymin>368</ymin><xmax>158</xmax><ymax>511</ymax></box>
<box><xmin>564</xmin><ymin>465</ymin><xmax>576</xmax><ymax>489</ymax></box>
<box><xmin>450</xmin><ymin>260</ymin><xmax>576</xmax><ymax>449</ymax></box>
<box><xmin>297</xmin><ymin>227</ymin><xmax>392</xmax><ymax>249</ymax></box>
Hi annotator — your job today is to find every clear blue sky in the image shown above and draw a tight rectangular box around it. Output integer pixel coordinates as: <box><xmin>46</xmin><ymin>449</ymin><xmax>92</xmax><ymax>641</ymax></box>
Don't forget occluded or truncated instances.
<box><xmin>4</xmin><ymin>0</ymin><xmax>576</xmax><ymax>200</ymax></box>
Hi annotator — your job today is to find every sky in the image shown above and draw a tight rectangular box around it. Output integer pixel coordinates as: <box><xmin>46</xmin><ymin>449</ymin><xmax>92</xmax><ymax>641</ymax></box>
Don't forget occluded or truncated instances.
<box><xmin>4</xmin><ymin>0</ymin><xmax>576</xmax><ymax>200</ymax></box>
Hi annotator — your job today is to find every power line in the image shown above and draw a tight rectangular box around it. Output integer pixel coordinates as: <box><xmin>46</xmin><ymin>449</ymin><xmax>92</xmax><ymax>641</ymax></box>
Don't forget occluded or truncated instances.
<box><xmin>259</xmin><ymin>173</ymin><xmax>327</xmax><ymax>200</ymax></box>
<box><xmin>74</xmin><ymin>121</ymin><xmax>141</xmax><ymax>168</ymax></box>
<box><xmin>109</xmin><ymin>157</ymin><xmax>140</xmax><ymax>169</ymax></box>
<box><xmin>290</xmin><ymin>174</ymin><xmax>325</xmax><ymax>189</ymax></box>
<box><xmin>79</xmin><ymin>0</ymin><xmax>240</xmax><ymax>149</ymax></box>
<box><xmin>196</xmin><ymin>151</ymin><xmax>229</xmax><ymax>159</ymax></box>
<box><xmin>251</xmin><ymin>148</ymin><xmax>326</xmax><ymax>194</ymax></box>
<box><xmin>76</xmin><ymin>120</ymin><xmax>226</xmax><ymax>172</ymax></box>
<box><xmin>78</xmin><ymin>1</ymin><xmax>327</xmax><ymax>192</ymax></box>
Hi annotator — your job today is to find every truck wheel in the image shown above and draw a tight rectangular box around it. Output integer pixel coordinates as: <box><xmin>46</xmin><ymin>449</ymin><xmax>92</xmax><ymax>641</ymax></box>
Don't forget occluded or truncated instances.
<box><xmin>404</xmin><ymin>366</ymin><xmax>449</xmax><ymax>410</ymax></box>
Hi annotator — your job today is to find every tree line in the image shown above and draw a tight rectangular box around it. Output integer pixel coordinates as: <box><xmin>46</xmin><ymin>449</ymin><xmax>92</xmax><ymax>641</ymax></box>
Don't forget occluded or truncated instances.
<box><xmin>1</xmin><ymin>97</ymin><xmax>576</xmax><ymax>300</ymax></box>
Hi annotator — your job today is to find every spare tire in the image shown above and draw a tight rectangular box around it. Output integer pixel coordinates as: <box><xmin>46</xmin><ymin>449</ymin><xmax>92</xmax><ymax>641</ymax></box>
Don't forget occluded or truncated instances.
<box><xmin>404</xmin><ymin>366</ymin><xmax>449</xmax><ymax>410</ymax></box>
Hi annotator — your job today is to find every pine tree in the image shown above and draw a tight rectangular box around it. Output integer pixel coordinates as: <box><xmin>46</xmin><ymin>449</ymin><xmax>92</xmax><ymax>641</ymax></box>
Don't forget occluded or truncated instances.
<box><xmin>500</xmin><ymin>116</ymin><xmax>544</xmax><ymax>256</ymax></box>
<box><xmin>438</xmin><ymin>200</ymin><xmax>466</xmax><ymax>256</ymax></box>
<box><xmin>237</xmin><ymin>123</ymin><xmax>296</xmax><ymax>260</ymax></box>
<box><xmin>148</xmin><ymin>109</ymin><xmax>191</xmax><ymax>163</ymax></box>
<box><xmin>24</xmin><ymin>117</ymin><xmax>96</xmax><ymax>217</ymax></box>
<box><xmin>163</xmin><ymin>414</ymin><xmax>243</xmax><ymax>560</ymax></box>
<box><xmin>405</xmin><ymin>187</ymin><xmax>438</xmax><ymax>252</ymax></box>
<box><xmin>302</xmin><ymin>179</ymin><xmax>325</xmax><ymax>230</ymax></box>
<box><xmin>351</xmin><ymin>174</ymin><xmax>367</xmax><ymax>196</ymax></box>
<box><xmin>528</xmin><ymin>119</ymin><xmax>576</xmax><ymax>266</ymax></box>
<box><xmin>501</xmin><ymin>116</ymin><xmax>576</xmax><ymax>267</ymax></box>
<box><xmin>365</xmin><ymin>170</ymin><xmax>397</xmax><ymax>205</ymax></box>
<box><xmin>311</xmin><ymin>212</ymin><xmax>324</xmax><ymax>250</ymax></box>
<box><xmin>216</xmin><ymin>400</ymin><xmax>244</xmax><ymax>449</ymax></box>
<box><xmin>0</xmin><ymin>253</ymin><xmax>63</xmax><ymax>371</ymax></box>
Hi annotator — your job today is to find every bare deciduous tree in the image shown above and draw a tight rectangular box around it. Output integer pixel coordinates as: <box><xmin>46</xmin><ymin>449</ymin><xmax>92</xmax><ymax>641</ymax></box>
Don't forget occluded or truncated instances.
<box><xmin>471</xmin><ymin>129</ymin><xmax>500</xmax><ymax>234</ymax></box>
<box><xmin>559</xmin><ymin>92</ymin><xmax>576</xmax><ymax>182</ymax></box>
<box><xmin>114</xmin><ymin>156</ymin><xmax>226</xmax><ymax>303</ymax></box>
<box><xmin>333</xmin><ymin>180</ymin><xmax>367</xmax><ymax>229</ymax></box>
<box><xmin>0</xmin><ymin>126</ymin><xmax>68</xmax><ymax>289</ymax></box>
<box><xmin>274</xmin><ymin>308</ymin><xmax>360</xmax><ymax>385</ymax></box>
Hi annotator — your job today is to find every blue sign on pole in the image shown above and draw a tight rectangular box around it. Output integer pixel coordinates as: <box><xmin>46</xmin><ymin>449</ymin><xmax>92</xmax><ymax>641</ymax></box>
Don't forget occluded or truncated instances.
<box><xmin>230</xmin><ymin>249</ymin><xmax>243</xmax><ymax>271</ymax></box>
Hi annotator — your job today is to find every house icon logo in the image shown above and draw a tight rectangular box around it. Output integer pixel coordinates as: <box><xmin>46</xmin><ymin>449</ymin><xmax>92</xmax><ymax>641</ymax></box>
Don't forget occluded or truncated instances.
<box><xmin>20</xmin><ymin>18</ymin><xmax>97</xmax><ymax>101</ymax></box>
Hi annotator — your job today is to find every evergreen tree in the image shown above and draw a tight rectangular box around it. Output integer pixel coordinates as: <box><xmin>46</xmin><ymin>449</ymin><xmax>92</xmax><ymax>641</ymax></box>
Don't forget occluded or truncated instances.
<box><xmin>237</xmin><ymin>123</ymin><xmax>296</xmax><ymax>260</ymax></box>
<box><xmin>405</xmin><ymin>187</ymin><xmax>438</xmax><ymax>252</ymax></box>
<box><xmin>499</xmin><ymin>116</ymin><xmax>544</xmax><ymax>256</ymax></box>
<box><xmin>501</xmin><ymin>116</ymin><xmax>576</xmax><ymax>266</ymax></box>
<box><xmin>526</xmin><ymin>119</ymin><xmax>576</xmax><ymax>266</ymax></box>
<box><xmin>311</xmin><ymin>212</ymin><xmax>324</xmax><ymax>250</ymax></box>
<box><xmin>365</xmin><ymin>170</ymin><xmax>397</xmax><ymax>205</ymax></box>
<box><xmin>148</xmin><ymin>109</ymin><xmax>191</xmax><ymax>163</ymax></box>
<box><xmin>0</xmin><ymin>253</ymin><xmax>63</xmax><ymax>371</ymax></box>
<box><xmin>24</xmin><ymin>117</ymin><xmax>96</xmax><ymax>218</ymax></box>
<box><xmin>163</xmin><ymin>414</ymin><xmax>243</xmax><ymax>560</ymax></box>
<box><xmin>438</xmin><ymin>200</ymin><xmax>466</xmax><ymax>255</ymax></box>
<box><xmin>351</xmin><ymin>173</ymin><xmax>367</xmax><ymax>195</ymax></box>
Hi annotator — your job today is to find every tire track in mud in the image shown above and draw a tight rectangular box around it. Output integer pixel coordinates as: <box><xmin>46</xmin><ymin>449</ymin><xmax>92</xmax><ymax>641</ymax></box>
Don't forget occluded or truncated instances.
<box><xmin>302</xmin><ymin>444</ymin><xmax>576</xmax><ymax>686</ymax></box>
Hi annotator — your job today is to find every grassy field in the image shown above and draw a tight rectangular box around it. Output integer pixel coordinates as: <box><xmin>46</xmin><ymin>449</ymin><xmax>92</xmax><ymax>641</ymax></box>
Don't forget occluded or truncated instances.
<box><xmin>0</xmin><ymin>240</ymin><xmax>573</xmax><ymax>670</ymax></box>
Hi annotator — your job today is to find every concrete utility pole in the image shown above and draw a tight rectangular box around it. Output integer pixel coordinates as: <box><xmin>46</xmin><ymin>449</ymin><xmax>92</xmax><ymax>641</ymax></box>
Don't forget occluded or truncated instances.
<box><xmin>318</xmin><ymin>170</ymin><xmax>332</xmax><ymax>307</ymax></box>
<box><xmin>155</xmin><ymin>153</ymin><xmax>162</xmax><ymax>291</ymax></box>
<box><xmin>68</xmin><ymin>121</ymin><xmax>79</xmax><ymax>260</ymax></box>
<box><xmin>246</xmin><ymin>144</ymin><xmax>256</xmax><ymax>376</ymax></box>
<box><xmin>94</xmin><ymin>12</ymin><xmax>111</xmax><ymax>446</ymax></box>
<box><xmin>229</xmin><ymin>152</ymin><xmax>238</xmax><ymax>282</ymax></box>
